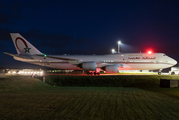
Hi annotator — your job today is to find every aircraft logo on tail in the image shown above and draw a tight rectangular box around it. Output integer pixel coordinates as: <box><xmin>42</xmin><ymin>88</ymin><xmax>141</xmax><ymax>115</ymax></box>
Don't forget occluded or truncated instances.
<box><xmin>15</xmin><ymin>37</ymin><xmax>31</xmax><ymax>53</ymax></box>
<box><xmin>10</xmin><ymin>33</ymin><xmax>42</xmax><ymax>54</ymax></box>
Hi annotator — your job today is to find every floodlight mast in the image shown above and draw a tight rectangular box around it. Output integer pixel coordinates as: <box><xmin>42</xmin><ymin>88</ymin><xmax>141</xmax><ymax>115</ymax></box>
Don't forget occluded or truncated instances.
<box><xmin>118</xmin><ymin>41</ymin><xmax>121</xmax><ymax>53</ymax></box>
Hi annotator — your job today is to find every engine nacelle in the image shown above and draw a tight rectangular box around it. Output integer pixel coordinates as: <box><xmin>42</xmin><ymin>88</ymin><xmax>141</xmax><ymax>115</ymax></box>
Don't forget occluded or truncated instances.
<box><xmin>79</xmin><ymin>62</ymin><xmax>97</xmax><ymax>71</ymax></box>
<box><xmin>102</xmin><ymin>65</ymin><xmax>119</xmax><ymax>73</ymax></box>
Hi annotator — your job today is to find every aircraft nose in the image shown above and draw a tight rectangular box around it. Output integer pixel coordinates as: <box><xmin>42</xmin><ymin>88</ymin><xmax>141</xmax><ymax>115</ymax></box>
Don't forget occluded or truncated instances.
<box><xmin>171</xmin><ymin>58</ymin><xmax>177</xmax><ymax>65</ymax></box>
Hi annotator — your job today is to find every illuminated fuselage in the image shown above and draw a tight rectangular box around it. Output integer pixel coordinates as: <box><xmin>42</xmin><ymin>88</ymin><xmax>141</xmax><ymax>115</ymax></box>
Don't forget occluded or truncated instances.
<box><xmin>14</xmin><ymin>53</ymin><xmax>177</xmax><ymax>70</ymax></box>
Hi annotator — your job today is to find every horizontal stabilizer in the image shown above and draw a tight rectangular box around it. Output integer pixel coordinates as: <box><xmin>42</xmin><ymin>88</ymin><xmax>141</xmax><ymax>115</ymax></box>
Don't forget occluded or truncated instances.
<box><xmin>4</xmin><ymin>52</ymin><xmax>34</xmax><ymax>60</ymax></box>
<box><xmin>3</xmin><ymin>52</ymin><xmax>17</xmax><ymax>57</ymax></box>
<box><xmin>36</xmin><ymin>54</ymin><xmax>78</xmax><ymax>61</ymax></box>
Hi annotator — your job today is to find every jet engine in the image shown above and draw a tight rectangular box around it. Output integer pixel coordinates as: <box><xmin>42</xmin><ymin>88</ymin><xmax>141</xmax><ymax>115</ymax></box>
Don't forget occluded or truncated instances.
<box><xmin>102</xmin><ymin>65</ymin><xmax>119</xmax><ymax>73</ymax></box>
<box><xmin>78</xmin><ymin>62</ymin><xmax>97</xmax><ymax>71</ymax></box>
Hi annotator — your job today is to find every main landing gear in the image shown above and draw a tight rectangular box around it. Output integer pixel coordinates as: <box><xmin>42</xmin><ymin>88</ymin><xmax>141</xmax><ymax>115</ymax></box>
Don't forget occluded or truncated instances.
<box><xmin>86</xmin><ymin>68</ymin><xmax>100</xmax><ymax>75</ymax></box>
<box><xmin>87</xmin><ymin>71</ymin><xmax>100</xmax><ymax>75</ymax></box>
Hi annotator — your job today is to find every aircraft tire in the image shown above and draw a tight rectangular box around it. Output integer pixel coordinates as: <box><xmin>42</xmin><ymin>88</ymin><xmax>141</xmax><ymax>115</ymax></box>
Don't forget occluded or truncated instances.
<box><xmin>171</xmin><ymin>72</ymin><xmax>175</xmax><ymax>75</ymax></box>
<box><xmin>87</xmin><ymin>72</ymin><xmax>89</xmax><ymax>75</ymax></box>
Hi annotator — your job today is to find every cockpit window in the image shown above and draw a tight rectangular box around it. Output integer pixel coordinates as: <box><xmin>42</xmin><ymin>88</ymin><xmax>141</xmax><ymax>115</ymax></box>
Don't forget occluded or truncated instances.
<box><xmin>163</xmin><ymin>54</ymin><xmax>166</xmax><ymax>56</ymax></box>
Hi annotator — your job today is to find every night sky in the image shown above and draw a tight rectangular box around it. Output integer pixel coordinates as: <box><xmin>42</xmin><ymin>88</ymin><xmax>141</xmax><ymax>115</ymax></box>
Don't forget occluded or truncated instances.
<box><xmin>1</xmin><ymin>0</ymin><xmax>179</xmax><ymax>68</ymax></box>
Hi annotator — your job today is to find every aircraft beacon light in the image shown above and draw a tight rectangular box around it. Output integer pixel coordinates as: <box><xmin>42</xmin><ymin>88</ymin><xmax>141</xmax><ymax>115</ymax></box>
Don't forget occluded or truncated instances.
<box><xmin>147</xmin><ymin>51</ymin><xmax>152</xmax><ymax>54</ymax></box>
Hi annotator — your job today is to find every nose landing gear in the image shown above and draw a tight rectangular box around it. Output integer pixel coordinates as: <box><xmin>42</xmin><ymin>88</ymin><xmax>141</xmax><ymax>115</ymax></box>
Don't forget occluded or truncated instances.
<box><xmin>158</xmin><ymin>72</ymin><xmax>162</xmax><ymax>75</ymax></box>
<box><xmin>158</xmin><ymin>69</ymin><xmax>162</xmax><ymax>75</ymax></box>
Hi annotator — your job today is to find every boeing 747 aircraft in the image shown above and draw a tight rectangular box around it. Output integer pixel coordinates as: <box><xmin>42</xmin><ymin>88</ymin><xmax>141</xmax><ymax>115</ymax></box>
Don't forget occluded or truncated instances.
<box><xmin>4</xmin><ymin>33</ymin><xmax>177</xmax><ymax>75</ymax></box>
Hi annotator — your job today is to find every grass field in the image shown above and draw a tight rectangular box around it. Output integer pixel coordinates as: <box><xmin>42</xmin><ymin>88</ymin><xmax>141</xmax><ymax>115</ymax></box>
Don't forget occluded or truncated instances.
<box><xmin>1</xmin><ymin>76</ymin><xmax>179</xmax><ymax>120</ymax></box>
<box><xmin>44</xmin><ymin>75</ymin><xmax>179</xmax><ymax>87</ymax></box>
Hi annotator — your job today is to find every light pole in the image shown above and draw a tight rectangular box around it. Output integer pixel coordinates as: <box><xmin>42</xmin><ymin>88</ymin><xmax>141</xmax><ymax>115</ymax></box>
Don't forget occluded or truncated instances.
<box><xmin>118</xmin><ymin>41</ymin><xmax>121</xmax><ymax>53</ymax></box>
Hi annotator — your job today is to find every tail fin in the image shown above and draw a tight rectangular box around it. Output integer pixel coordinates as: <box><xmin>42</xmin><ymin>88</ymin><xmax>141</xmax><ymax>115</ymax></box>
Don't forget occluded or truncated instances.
<box><xmin>10</xmin><ymin>33</ymin><xmax>42</xmax><ymax>54</ymax></box>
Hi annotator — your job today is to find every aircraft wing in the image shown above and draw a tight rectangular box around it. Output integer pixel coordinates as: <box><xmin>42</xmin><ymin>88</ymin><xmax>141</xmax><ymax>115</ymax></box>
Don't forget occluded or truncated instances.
<box><xmin>36</xmin><ymin>54</ymin><xmax>78</xmax><ymax>61</ymax></box>
<box><xmin>36</xmin><ymin>54</ymin><xmax>130</xmax><ymax>68</ymax></box>
<box><xmin>36</xmin><ymin>54</ymin><xmax>85</xmax><ymax>65</ymax></box>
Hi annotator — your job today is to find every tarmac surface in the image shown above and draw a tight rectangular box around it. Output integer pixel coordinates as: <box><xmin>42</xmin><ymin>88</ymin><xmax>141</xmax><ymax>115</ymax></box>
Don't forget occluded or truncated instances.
<box><xmin>5</xmin><ymin>72</ymin><xmax>172</xmax><ymax>77</ymax></box>
<box><xmin>43</xmin><ymin>72</ymin><xmax>160</xmax><ymax>76</ymax></box>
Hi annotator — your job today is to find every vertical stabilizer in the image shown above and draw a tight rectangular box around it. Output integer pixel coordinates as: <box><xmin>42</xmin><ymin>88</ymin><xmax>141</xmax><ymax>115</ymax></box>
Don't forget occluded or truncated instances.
<box><xmin>10</xmin><ymin>33</ymin><xmax>42</xmax><ymax>54</ymax></box>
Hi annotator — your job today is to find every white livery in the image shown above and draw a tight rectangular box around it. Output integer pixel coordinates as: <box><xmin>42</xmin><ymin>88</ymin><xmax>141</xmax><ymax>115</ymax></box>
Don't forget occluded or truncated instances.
<box><xmin>4</xmin><ymin>33</ymin><xmax>177</xmax><ymax>74</ymax></box>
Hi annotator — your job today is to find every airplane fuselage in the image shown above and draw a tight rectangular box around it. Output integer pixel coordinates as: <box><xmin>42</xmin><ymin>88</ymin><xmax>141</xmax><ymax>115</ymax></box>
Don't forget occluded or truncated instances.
<box><xmin>13</xmin><ymin>53</ymin><xmax>177</xmax><ymax>70</ymax></box>
<box><xmin>7</xmin><ymin>33</ymin><xmax>177</xmax><ymax>72</ymax></box>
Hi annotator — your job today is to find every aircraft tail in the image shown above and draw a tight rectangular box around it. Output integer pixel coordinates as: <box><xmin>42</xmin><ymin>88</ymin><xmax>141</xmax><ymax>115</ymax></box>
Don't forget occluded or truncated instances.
<box><xmin>10</xmin><ymin>33</ymin><xmax>42</xmax><ymax>54</ymax></box>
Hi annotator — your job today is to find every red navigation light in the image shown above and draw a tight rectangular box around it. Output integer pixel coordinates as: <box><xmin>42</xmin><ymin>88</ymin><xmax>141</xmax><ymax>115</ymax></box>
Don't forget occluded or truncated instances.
<box><xmin>147</xmin><ymin>51</ymin><xmax>152</xmax><ymax>54</ymax></box>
